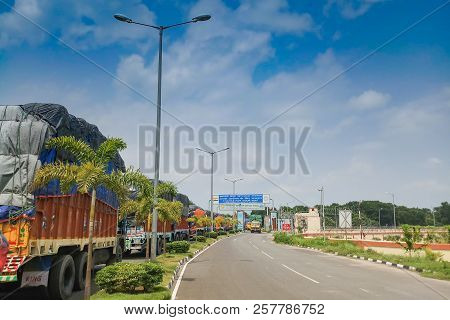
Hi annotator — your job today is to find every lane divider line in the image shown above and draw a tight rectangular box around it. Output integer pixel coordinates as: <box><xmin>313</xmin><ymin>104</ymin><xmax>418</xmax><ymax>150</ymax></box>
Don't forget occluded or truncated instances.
<box><xmin>261</xmin><ymin>251</ymin><xmax>274</xmax><ymax>260</ymax></box>
<box><xmin>281</xmin><ymin>264</ymin><xmax>320</xmax><ymax>284</ymax></box>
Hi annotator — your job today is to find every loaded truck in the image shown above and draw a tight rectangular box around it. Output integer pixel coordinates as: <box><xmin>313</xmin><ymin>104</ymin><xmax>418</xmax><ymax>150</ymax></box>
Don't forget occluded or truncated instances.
<box><xmin>0</xmin><ymin>104</ymin><xmax>196</xmax><ymax>299</ymax></box>
<box><xmin>250</xmin><ymin>220</ymin><xmax>262</xmax><ymax>233</ymax></box>
<box><xmin>121</xmin><ymin>215</ymin><xmax>191</xmax><ymax>256</ymax></box>
<box><xmin>0</xmin><ymin>104</ymin><xmax>125</xmax><ymax>299</ymax></box>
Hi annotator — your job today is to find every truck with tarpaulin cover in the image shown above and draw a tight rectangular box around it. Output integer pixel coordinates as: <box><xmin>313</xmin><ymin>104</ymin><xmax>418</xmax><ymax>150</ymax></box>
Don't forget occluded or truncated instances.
<box><xmin>121</xmin><ymin>214</ymin><xmax>191</xmax><ymax>256</ymax></box>
<box><xmin>0</xmin><ymin>104</ymin><xmax>125</xmax><ymax>299</ymax></box>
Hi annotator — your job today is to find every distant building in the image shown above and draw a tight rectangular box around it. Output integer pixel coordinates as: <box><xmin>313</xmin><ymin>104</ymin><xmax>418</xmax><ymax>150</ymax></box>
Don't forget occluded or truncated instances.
<box><xmin>294</xmin><ymin>208</ymin><xmax>321</xmax><ymax>233</ymax></box>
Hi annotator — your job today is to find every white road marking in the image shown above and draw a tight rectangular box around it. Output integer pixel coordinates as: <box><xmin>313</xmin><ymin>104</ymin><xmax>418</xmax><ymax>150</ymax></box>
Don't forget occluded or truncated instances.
<box><xmin>172</xmin><ymin>237</ymin><xmax>224</xmax><ymax>299</ymax></box>
<box><xmin>359</xmin><ymin>288</ymin><xmax>370</xmax><ymax>293</ymax></box>
<box><xmin>281</xmin><ymin>264</ymin><xmax>320</xmax><ymax>284</ymax></box>
<box><xmin>252</xmin><ymin>244</ymin><xmax>259</xmax><ymax>250</ymax></box>
<box><xmin>233</xmin><ymin>238</ymin><xmax>237</xmax><ymax>241</ymax></box>
<box><xmin>261</xmin><ymin>251</ymin><xmax>274</xmax><ymax>259</ymax></box>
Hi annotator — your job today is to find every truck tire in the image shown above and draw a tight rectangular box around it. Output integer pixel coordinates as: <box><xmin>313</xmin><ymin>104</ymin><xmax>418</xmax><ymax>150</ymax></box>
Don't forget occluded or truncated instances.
<box><xmin>48</xmin><ymin>254</ymin><xmax>75</xmax><ymax>300</ymax></box>
<box><xmin>106</xmin><ymin>245</ymin><xmax>122</xmax><ymax>265</ymax></box>
<box><xmin>157</xmin><ymin>238</ymin><xmax>163</xmax><ymax>255</ymax></box>
<box><xmin>73</xmin><ymin>252</ymin><xmax>87</xmax><ymax>291</ymax></box>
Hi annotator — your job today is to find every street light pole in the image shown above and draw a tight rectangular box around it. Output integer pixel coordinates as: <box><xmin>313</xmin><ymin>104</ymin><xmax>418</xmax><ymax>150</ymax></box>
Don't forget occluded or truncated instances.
<box><xmin>318</xmin><ymin>187</ymin><xmax>325</xmax><ymax>238</ymax></box>
<box><xmin>358</xmin><ymin>200</ymin><xmax>363</xmax><ymax>239</ymax></box>
<box><xmin>378</xmin><ymin>208</ymin><xmax>382</xmax><ymax>228</ymax></box>
<box><xmin>114</xmin><ymin>13</ymin><xmax>211</xmax><ymax>261</ymax></box>
<box><xmin>225</xmin><ymin>178</ymin><xmax>243</xmax><ymax>219</ymax></box>
<box><xmin>431</xmin><ymin>208</ymin><xmax>436</xmax><ymax>227</ymax></box>
<box><xmin>386</xmin><ymin>192</ymin><xmax>396</xmax><ymax>229</ymax></box>
<box><xmin>196</xmin><ymin>147</ymin><xmax>230</xmax><ymax>231</ymax></box>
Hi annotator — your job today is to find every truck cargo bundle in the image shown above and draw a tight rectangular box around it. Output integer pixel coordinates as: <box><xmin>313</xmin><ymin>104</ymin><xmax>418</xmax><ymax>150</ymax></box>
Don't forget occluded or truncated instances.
<box><xmin>0</xmin><ymin>104</ymin><xmax>124</xmax><ymax>299</ymax></box>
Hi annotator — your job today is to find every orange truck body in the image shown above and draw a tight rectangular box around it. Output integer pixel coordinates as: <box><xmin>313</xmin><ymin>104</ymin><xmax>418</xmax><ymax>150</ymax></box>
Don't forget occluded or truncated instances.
<box><xmin>0</xmin><ymin>193</ymin><xmax>118</xmax><ymax>284</ymax></box>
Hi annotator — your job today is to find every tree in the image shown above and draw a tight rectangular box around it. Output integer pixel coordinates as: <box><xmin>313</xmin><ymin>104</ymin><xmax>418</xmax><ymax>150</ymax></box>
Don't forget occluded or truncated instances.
<box><xmin>398</xmin><ymin>224</ymin><xmax>422</xmax><ymax>256</ymax></box>
<box><xmin>31</xmin><ymin>136</ymin><xmax>136</xmax><ymax>300</ymax></box>
<box><xmin>157</xmin><ymin>199</ymin><xmax>183</xmax><ymax>253</ymax></box>
<box><xmin>214</xmin><ymin>215</ymin><xmax>225</xmax><ymax>230</ymax></box>
<box><xmin>187</xmin><ymin>215</ymin><xmax>210</xmax><ymax>229</ymax></box>
<box><xmin>120</xmin><ymin>180</ymin><xmax>179</xmax><ymax>258</ymax></box>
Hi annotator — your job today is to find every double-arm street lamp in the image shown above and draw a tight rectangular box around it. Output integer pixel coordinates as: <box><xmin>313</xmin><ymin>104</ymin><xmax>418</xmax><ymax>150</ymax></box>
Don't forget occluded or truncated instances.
<box><xmin>196</xmin><ymin>147</ymin><xmax>230</xmax><ymax>231</ymax></box>
<box><xmin>114</xmin><ymin>13</ymin><xmax>211</xmax><ymax>261</ymax></box>
<box><xmin>225</xmin><ymin>178</ymin><xmax>244</xmax><ymax>218</ymax></box>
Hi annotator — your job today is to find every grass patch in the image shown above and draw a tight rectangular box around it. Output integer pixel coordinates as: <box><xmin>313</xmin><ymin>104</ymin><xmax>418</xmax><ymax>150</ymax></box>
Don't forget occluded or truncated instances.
<box><xmin>91</xmin><ymin>286</ymin><xmax>171</xmax><ymax>300</ymax></box>
<box><xmin>273</xmin><ymin>232</ymin><xmax>450</xmax><ymax>281</ymax></box>
<box><xmin>92</xmin><ymin>235</ymin><xmax>229</xmax><ymax>300</ymax></box>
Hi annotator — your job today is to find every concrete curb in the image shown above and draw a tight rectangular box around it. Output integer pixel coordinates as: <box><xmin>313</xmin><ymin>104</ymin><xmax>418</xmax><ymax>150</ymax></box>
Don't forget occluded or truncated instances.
<box><xmin>167</xmin><ymin>234</ymin><xmax>238</xmax><ymax>292</ymax></box>
<box><xmin>303</xmin><ymin>246</ymin><xmax>423</xmax><ymax>272</ymax></box>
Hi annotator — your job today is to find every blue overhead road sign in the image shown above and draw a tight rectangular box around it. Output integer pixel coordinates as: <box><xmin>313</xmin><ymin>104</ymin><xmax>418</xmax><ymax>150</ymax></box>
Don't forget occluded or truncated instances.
<box><xmin>219</xmin><ymin>194</ymin><xmax>263</xmax><ymax>204</ymax></box>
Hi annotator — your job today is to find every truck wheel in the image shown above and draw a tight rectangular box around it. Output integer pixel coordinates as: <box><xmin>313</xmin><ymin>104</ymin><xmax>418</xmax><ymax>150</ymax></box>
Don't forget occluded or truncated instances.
<box><xmin>157</xmin><ymin>239</ymin><xmax>164</xmax><ymax>255</ymax></box>
<box><xmin>73</xmin><ymin>252</ymin><xmax>87</xmax><ymax>291</ymax></box>
<box><xmin>48</xmin><ymin>255</ymin><xmax>75</xmax><ymax>300</ymax></box>
<box><xmin>106</xmin><ymin>245</ymin><xmax>123</xmax><ymax>265</ymax></box>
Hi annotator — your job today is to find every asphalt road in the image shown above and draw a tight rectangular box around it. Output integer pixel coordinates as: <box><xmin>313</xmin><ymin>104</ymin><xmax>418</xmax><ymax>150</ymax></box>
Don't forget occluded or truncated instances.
<box><xmin>175</xmin><ymin>232</ymin><xmax>450</xmax><ymax>300</ymax></box>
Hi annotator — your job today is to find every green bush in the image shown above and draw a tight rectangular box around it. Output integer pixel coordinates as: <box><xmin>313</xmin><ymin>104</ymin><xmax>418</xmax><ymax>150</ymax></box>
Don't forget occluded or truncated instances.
<box><xmin>228</xmin><ymin>230</ymin><xmax>235</xmax><ymax>234</ymax></box>
<box><xmin>166</xmin><ymin>240</ymin><xmax>190</xmax><ymax>253</ymax></box>
<box><xmin>385</xmin><ymin>235</ymin><xmax>401</xmax><ymax>242</ymax></box>
<box><xmin>206</xmin><ymin>231</ymin><xmax>218</xmax><ymax>239</ymax></box>
<box><xmin>96</xmin><ymin>262</ymin><xmax>163</xmax><ymax>293</ymax></box>
<box><xmin>194</xmin><ymin>235</ymin><xmax>206</xmax><ymax>242</ymax></box>
<box><xmin>218</xmin><ymin>230</ymin><xmax>227</xmax><ymax>236</ymax></box>
<box><xmin>273</xmin><ymin>232</ymin><xmax>294</xmax><ymax>244</ymax></box>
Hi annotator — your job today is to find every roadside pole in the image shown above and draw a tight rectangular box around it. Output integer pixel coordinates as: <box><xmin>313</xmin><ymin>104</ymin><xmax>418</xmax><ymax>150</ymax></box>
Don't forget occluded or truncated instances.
<box><xmin>359</xmin><ymin>201</ymin><xmax>363</xmax><ymax>239</ymax></box>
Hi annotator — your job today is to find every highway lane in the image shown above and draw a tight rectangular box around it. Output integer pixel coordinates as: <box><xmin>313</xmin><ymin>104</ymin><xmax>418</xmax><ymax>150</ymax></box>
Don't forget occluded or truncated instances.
<box><xmin>175</xmin><ymin>233</ymin><xmax>450</xmax><ymax>300</ymax></box>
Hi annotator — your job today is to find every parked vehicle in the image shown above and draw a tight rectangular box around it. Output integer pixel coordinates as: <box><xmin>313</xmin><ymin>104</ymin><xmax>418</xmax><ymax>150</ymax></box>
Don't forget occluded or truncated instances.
<box><xmin>121</xmin><ymin>215</ymin><xmax>191</xmax><ymax>256</ymax></box>
<box><xmin>0</xmin><ymin>194</ymin><xmax>122</xmax><ymax>299</ymax></box>
<box><xmin>0</xmin><ymin>104</ymin><xmax>124</xmax><ymax>299</ymax></box>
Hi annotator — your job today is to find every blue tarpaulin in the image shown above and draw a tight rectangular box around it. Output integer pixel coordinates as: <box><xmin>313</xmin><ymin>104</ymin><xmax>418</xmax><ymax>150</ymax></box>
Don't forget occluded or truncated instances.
<box><xmin>0</xmin><ymin>205</ymin><xmax>35</xmax><ymax>221</ymax></box>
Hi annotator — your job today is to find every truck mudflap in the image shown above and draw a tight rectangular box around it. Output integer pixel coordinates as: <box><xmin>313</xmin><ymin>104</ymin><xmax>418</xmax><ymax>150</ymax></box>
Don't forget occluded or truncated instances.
<box><xmin>0</xmin><ymin>255</ymin><xmax>25</xmax><ymax>282</ymax></box>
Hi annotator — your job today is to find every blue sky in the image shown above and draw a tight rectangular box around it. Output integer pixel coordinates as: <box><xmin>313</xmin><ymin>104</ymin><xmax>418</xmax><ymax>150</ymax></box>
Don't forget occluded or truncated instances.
<box><xmin>1</xmin><ymin>0</ymin><xmax>449</xmax><ymax>209</ymax></box>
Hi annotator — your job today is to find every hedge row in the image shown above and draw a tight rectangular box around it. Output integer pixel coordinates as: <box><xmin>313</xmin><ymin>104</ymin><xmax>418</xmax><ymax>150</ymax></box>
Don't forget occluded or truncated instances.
<box><xmin>96</xmin><ymin>262</ymin><xmax>163</xmax><ymax>293</ymax></box>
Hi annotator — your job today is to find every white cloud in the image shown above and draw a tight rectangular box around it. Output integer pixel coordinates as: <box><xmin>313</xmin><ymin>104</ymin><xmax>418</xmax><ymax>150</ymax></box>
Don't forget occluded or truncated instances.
<box><xmin>382</xmin><ymin>86</ymin><xmax>450</xmax><ymax>135</ymax></box>
<box><xmin>426</xmin><ymin>157</ymin><xmax>442</xmax><ymax>167</ymax></box>
<box><xmin>332</xmin><ymin>31</ymin><xmax>342</xmax><ymax>41</ymax></box>
<box><xmin>0</xmin><ymin>0</ymin><xmax>157</xmax><ymax>50</ymax></box>
<box><xmin>324</xmin><ymin>0</ymin><xmax>386</xmax><ymax>19</ymax></box>
<box><xmin>236</xmin><ymin>0</ymin><xmax>316</xmax><ymax>36</ymax></box>
<box><xmin>0</xmin><ymin>0</ymin><xmax>46</xmax><ymax>48</ymax></box>
<box><xmin>348</xmin><ymin>90</ymin><xmax>390</xmax><ymax>110</ymax></box>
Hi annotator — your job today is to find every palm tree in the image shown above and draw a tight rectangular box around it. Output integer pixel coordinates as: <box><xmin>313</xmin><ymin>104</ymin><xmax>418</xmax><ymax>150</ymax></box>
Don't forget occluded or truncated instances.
<box><xmin>157</xmin><ymin>199</ymin><xmax>183</xmax><ymax>253</ymax></box>
<box><xmin>120</xmin><ymin>180</ymin><xmax>179</xmax><ymax>258</ymax></box>
<box><xmin>31</xmin><ymin>136</ymin><xmax>135</xmax><ymax>300</ymax></box>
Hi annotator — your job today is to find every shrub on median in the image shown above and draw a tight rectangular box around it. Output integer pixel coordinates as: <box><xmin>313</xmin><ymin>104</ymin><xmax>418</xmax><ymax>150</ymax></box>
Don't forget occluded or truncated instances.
<box><xmin>166</xmin><ymin>240</ymin><xmax>190</xmax><ymax>253</ymax></box>
<box><xmin>194</xmin><ymin>235</ymin><xmax>206</xmax><ymax>242</ymax></box>
<box><xmin>96</xmin><ymin>262</ymin><xmax>163</xmax><ymax>293</ymax></box>
<box><xmin>218</xmin><ymin>230</ymin><xmax>227</xmax><ymax>236</ymax></box>
<box><xmin>206</xmin><ymin>231</ymin><xmax>218</xmax><ymax>239</ymax></box>
<box><xmin>228</xmin><ymin>230</ymin><xmax>235</xmax><ymax>234</ymax></box>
